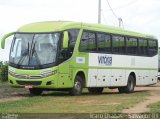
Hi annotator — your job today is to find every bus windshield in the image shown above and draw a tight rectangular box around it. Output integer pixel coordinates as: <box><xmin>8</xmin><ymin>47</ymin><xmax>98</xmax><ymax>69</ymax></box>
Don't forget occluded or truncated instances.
<box><xmin>9</xmin><ymin>33</ymin><xmax>60</xmax><ymax>69</ymax></box>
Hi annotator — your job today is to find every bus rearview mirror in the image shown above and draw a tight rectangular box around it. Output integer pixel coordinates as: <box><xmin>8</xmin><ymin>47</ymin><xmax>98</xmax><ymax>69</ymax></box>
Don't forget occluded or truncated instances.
<box><xmin>62</xmin><ymin>31</ymin><xmax>69</xmax><ymax>49</ymax></box>
<box><xmin>1</xmin><ymin>32</ymin><xmax>15</xmax><ymax>49</ymax></box>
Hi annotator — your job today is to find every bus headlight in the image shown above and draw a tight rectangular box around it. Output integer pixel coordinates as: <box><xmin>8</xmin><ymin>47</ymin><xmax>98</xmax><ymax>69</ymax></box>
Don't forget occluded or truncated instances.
<box><xmin>41</xmin><ymin>70</ymin><xmax>57</xmax><ymax>77</ymax></box>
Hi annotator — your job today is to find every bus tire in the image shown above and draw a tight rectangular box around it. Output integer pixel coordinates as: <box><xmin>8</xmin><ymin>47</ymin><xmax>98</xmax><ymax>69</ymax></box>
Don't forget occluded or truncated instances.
<box><xmin>125</xmin><ymin>75</ymin><xmax>135</xmax><ymax>93</ymax></box>
<box><xmin>118</xmin><ymin>75</ymin><xmax>135</xmax><ymax>93</ymax></box>
<box><xmin>29</xmin><ymin>88</ymin><xmax>43</xmax><ymax>95</ymax></box>
<box><xmin>124</xmin><ymin>75</ymin><xmax>135</xmax><ymax>93</ymax></box>
<box><xmin>69</xmin><ymin>76</ymin><xmax>83</xmax><ymax>96</ymax></box>
<box><xmin>88</xmin><ymin>87</ymin><xmax>104</xmax><ymax>94</ymax></box>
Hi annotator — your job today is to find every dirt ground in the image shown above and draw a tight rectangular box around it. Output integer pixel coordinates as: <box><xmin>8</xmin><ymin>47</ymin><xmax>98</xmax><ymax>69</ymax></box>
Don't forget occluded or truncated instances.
<box><xmin>0</xmin><ymin>81</ymin><xmax>160</xmax><ymax>113</ymax></box>
<box><xmin>0</xmin><ymin>85</ymin><xmax>29</xmax><ymax>102</ymax></box>
<box><xmin>123</xmin><ymin>81</ymin><xmax>160</xmax><ymax>113</ymax></box>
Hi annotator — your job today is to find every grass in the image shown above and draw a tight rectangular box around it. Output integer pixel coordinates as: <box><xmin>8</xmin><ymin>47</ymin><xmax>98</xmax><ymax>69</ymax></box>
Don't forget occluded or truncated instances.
<box><xmin>148</xmin><ymin>101</ymin><xmax>160</xmax><ymax>113</ymax></box>
<box><xmin>0</xmin><ymin>88</ymin><xmax>149</xmax><ymax>113</ymax></box>
<box><xmin>0</xmin><ymin>81</ymin><xmax>8</xmax><ymax>86</ymax></box>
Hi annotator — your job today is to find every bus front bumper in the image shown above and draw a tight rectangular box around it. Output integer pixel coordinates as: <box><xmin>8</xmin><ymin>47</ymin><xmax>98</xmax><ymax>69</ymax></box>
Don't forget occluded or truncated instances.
<box><xmin>8</xmin><ymin>74</ymin><xmax>59</xmax><ymax>89</ymax></box>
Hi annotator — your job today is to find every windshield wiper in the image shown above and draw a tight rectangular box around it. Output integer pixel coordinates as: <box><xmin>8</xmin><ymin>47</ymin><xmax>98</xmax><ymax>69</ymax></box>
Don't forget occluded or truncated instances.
<box><xmin>29</xmin><ymin>41</ymin><xmax>42</xmax><ymax>67</ymax></box>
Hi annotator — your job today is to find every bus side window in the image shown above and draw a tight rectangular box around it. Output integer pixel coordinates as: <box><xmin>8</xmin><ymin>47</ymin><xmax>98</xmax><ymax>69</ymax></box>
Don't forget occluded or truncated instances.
<box><xmin>68</xmin><ymin>29</ymin><xmax>79</xmax><ymax>56</ymax></box>
<box><xmin>112</xmin><ymin>35</ymin><xmax>125</xmax><ymax>54</ymax></box>
<box><xmin>138</xmin><ymin>39</ymin><xmax>148</xmax><ymax>56</ymax></box>
<box><xmin>59</xmin><ymin>29</ymin><xmax>79</xmax><ymax>62</ymax></box>
<box><xmin>97</xmin><ymin>33</ymin><xmax>111</xmax><ymax>53</ymax></box>
<box><xmin>126</xmin><ymin>37</ymin><xmax>138</xmax><ymax>55</ymax></box>
<box><xmin>148</xmin><ymin>40</ymin><xmax>158</xmax><ymax>56</ymax></box>
<box><xmin>79</xmin><ymin>31</ymin><xmax>96</xmax><ymax>52</ymax></box>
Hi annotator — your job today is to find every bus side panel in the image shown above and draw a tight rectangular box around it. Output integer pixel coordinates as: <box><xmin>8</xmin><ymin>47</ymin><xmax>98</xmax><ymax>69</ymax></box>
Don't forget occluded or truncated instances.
<box><xmin>135</xmin><ymin>55</ymin><xmax>158</xmax><ymax>86</ymax></box>
<box><xmin>69</xmin><ymin>51</ymin><xmax>89</xmax><ymax>87</ymax></box>
<box><xmin>87</xmin><ymin>53</ymin><xmax>127</xmax><ymax>87</ymax></box>
<box><xmin>58</xmin><ymin>60</ymin><xmax>72</xmax><ymax>88</ymax></box>
<box><xmin>97</xmin><ymin>69</ymin><xmax>111</xmax><ymax>87</ymax></box>
<box><xmin>88</xmin><ymin>69</ymin><xmax>97</xmax><ymax>87</ymax></box>
<box><xmin>87</xmin><ymin>53</ymin><xmax>112</xmax><ymax>87</ymax></box>
<box><xmin>87</xmin><ymin>53</ymin><xmax>158</xmax><ymax>87</ymax></box>
<box><xmin>136</xmin><ymin>70</ymin><xmax>148</xmax><ymax>85</ymax></box>
<box><xmin>110</xmin><ymin>69</ymin><xmax>126</xmax><ymax>86</ymax></box>
<box><xmin>149</xmin><ymin>70</ymin><xmax>158</xmax><ymax>84</ymax></box>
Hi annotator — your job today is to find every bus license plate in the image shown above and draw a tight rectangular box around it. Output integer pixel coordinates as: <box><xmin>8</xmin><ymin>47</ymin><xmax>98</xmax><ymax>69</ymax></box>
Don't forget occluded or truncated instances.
<box><xmin>25</xmin><ymin>85</ymin><xmax>33</xmax><ymax>89</ymax></box>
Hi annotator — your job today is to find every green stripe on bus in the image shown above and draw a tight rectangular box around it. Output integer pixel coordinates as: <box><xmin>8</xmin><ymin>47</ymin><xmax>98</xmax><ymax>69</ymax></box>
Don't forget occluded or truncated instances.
<box><xmin>89</xmin><ymin>66</ymin><xmax>157</xmax><ymax>70</ymax></box>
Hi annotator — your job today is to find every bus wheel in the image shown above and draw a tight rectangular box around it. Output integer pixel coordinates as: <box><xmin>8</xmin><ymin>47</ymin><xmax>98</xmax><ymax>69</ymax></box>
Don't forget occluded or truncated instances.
<box><xmin>88</xmin><ymin>87</ymin><xmax>104</xmax><ymax>94</ymax></box>
<box><xmin>29</xmin><ymin>88</ymin><xmax>43</xmax><ymax>95</ymax></box>
<box><xmin>69</xmin><ymin>76</ymin><xmax>83</xmax><ymax>96</ymax></box>
<box><xmin>125</xmin><ymin>75</ymin><xmax>135</xmax><ymax>93</ymax></box>
<box><xmin>119</xmin><ymin>75</ymin><xmax>135</xmax><ymax>93</ymax></box>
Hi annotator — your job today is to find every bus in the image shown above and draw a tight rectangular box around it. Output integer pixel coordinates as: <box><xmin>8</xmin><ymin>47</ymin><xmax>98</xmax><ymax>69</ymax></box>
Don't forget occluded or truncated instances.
<box><xmin>1</xmin><ymin>21</ymin><xmax>158</xmax><ymax>95</ymax></box>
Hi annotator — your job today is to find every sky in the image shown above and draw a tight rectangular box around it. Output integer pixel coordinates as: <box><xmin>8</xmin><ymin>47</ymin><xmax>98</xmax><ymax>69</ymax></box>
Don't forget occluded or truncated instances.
<box><xmin>0</xmin><ymin>0</ymin><xmax>160</xmax><ymax>61</ymax></box>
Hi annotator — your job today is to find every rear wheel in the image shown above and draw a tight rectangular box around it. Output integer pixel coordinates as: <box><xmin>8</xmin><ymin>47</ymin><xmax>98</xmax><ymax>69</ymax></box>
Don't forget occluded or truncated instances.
<box><xmin>29</xmin><ymin>88</ymin><xmax>43</xmax><ymax>95</ymax></box>
<box><xmin>118</xmin><ymin>75</ymin><xmax>135</xmax><ymax>93</ymax></box>
<box><xmin>88</xmin><ymin>87</ymin><xmax>104</xmax><ymax>94</ymax></box>
<box><xmin>125</xmin><ymin>75</ymin><xmax>135</xmax><ymax>93</ymax></box>
<box><xmin>69</xmin><ymin>76</ymin><xmax>83</xmax><ymax>96</ymax></box>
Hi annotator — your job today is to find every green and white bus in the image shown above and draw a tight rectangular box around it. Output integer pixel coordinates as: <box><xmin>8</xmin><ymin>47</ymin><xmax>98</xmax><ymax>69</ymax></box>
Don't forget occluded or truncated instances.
<box><xmin>1</xmin><ymin>21</ymin><xmax>158</xmax><ymax>95</ymax></box>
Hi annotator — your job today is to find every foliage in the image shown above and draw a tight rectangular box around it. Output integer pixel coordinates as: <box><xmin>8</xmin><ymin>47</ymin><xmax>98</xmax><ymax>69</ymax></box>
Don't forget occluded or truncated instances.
<box><xmin>0</xmin><ymin>61</ymin><xmax>8</xmax><ymax>82</ymax></box>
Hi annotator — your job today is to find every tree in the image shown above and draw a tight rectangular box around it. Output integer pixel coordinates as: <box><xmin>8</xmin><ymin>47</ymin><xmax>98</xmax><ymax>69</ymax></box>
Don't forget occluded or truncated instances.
<box><xmin>0</xmin><ymin>62</ymin><xmax>8</xmax><ymax>82</ymax></box>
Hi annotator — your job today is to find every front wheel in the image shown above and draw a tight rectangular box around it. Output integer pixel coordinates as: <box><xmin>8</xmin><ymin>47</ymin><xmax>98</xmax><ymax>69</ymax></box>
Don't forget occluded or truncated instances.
<box><xmin>69</xmin><ymin>76</ymin><xmax>83</xmax><ymax>96</ymax></box>
<box><xmin>29</xmin><ymin>88</ymin><xmax>43</xmax><ymax>95</ymax></box>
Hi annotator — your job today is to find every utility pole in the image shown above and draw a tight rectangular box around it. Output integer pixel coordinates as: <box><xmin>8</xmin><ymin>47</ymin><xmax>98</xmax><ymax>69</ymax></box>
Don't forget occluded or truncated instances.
<box><xmin>98</xmin><ymin>0</ymin><xmax>101</xmax><ymax>24</ymax></box>
<box><xmin>118</xmin><ymin>18</ymin><xmax>124</xmax><ymax>28</ymax></box>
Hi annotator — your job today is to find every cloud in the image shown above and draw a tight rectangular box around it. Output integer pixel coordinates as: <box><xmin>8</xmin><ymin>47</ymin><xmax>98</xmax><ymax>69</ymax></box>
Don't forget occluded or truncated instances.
<box><xmin>101</xmin><ymin>0</ymin><xmax>160</xmax><ymax>38</ymax></box>
<box><xmin>0</xmin><ymin>0</ymin><xmax>160</xmax><ymax>61</ymax></box>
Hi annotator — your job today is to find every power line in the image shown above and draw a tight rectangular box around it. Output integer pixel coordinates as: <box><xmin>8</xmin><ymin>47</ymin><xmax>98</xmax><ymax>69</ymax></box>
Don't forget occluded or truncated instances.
<box><xmin>105</xmin><ymin>0</ymin><xmax>119</xmax><ymax>19</ymax></box>
<box><xmin>105</xmin><ymin>0</ymin><xmax>124</xmax><ymax>28</ymax></box>
<box><xmin>101</xmin><ymin>11</ymin><xmax>108</xmax><ymax>24</ymax></box>
<box><xmin>105</xmin><ymin>0</ymin><xmax>139</xmax><ymax>11</ymax></box>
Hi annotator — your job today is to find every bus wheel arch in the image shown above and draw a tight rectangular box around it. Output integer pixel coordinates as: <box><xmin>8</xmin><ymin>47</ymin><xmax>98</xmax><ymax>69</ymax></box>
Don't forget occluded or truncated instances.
<box><xmin>130</xmin><ymin>72</ymin><xmax>136</xmax><ymax>85</ymax></box>
<box><xmin>75</xmin><ymin>71</ymin><xmax>86</xmax><ymax>87</ymax></box>
<box><xmin>118</xmin><ymin>72</ymin><xmax>136</xmax><ymax>93</ymax></box>
<box><xmin>126</xmin><ymin>73</ymin><xmax>136</xmax><ymax>93</ymax></box>
<box><xmin>69</xmin><ymin>71</ymin><xmax>86</xmax><ymax>96</ymax></box>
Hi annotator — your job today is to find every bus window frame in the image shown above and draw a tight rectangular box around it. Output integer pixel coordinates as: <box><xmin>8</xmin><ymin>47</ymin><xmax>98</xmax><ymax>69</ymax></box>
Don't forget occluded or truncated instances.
<box><xmin>78</xmin><ymin>29</ymin><xmax>158</xmax><ymax>57</ymax></box>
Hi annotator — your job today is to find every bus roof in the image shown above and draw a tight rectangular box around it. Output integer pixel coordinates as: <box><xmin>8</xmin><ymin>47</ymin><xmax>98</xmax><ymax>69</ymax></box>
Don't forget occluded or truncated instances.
<box><xmin>17</xmin><ymin>21</ymin><xmax>157</xmax><ymax>39</ymax></box>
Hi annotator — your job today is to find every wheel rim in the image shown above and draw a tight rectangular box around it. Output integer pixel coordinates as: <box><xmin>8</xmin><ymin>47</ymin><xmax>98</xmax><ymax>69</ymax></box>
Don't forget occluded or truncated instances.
<box><xmin>74</xmin><ymin>81</ymin><xmax>81</xmax><ymax>94</ymax></box>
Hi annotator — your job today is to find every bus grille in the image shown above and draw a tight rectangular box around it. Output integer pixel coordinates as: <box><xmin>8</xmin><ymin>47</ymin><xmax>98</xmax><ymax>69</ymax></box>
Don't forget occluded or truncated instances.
<box><xmin>8</xmin><ymin>70</ymin><xmax>55</xmax><ymax>79</ymax></box>
<box><xmin>16</xmin><ymin>80</ymin><xmax>42</xmax><ymax>86</ymax></box>
<box><xmin>14</xmin><ymin>74</ymin><xmax>43</xmax><ymax>79</ymax></box>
